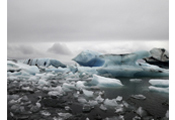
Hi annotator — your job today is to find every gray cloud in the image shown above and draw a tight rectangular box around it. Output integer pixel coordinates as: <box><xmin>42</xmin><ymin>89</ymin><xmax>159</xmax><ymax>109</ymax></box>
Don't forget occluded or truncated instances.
<box><xmin>47</xmin><ymin>43</ymin><xmax>72</xmax><ymax>55</ymax></box>
<box><xmin>7</xmin><ymin>44</ymin><xmax>43</xmax><ymax>59</ymax></box>
<box><xmin>8</xmin><ymin>0</ymin><xmax>168</xmax><ymax>43</ymax></box>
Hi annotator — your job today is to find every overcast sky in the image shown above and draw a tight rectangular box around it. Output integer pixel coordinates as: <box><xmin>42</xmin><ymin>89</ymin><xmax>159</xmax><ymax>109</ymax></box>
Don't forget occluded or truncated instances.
<box><xmin>7</xmin><ymin>0</ymin><xmax>169</xmax><ymax>63</ymax></box>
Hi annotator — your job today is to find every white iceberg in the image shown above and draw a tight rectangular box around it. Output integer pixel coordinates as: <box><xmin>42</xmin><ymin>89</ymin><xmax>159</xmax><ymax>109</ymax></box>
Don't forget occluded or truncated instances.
<box><xmin>86</xmin><ymin>74</ymin><xmax>123</xmax><ymax>88</ymax></box>
<box><xmin>149</xmin><ymin>79</ymin><xmax>169</xmax><ymax>87</ymax></box>
<box><xmin>149</xmin><ymin>86</ymin><xmax>169</xmax><ymax>94</ymax></box>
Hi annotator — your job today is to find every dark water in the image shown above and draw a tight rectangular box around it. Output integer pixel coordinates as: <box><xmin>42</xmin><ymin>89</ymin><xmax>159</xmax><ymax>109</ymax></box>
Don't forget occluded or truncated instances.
<box><xmin>70</xmin><ymin>77</ymin><xmax>169</xmax><ymax>120</ymax></box>
<box><xmin>7</xmin><ymin>77</ymin><xmax>169</xmax><ymax>120</ymax></box>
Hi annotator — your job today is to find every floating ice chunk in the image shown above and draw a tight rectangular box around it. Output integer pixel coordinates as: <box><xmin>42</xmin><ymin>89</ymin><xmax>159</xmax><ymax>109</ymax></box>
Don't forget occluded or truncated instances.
<box><xmin>88</xmin><ymin>100</ymin><xmax>98</xmax><ymax>107</ymax></box>
<box><xmin>135</xmin><ymin>107</ymin><xmax>147</xmax><ymax>117</ymax></box>
<box><xmin>149</xmin><ymin>86</ymin><xmax>169</xmax><ymax>94</ymax></box>
<box><xmin>149</xmin><ymin>79</ymin><xmax>169</xmax><ymax>87</ymax></box>
<box><xmin>38</xmin><ymin>79</ymin><xmax>49</xmax><ymax>86</ymax></box>
<box><xmin>78</xmin><ymin>97</ymin><xmax>87</xmax><ymax>104</ymax></box>
<box><xmin>72</xmin><ymin>50</ymin><xmax>105</xmax><ymax>67</ymax></box>
<box><xmin>132</xmin><ymin>116</ymin><xmax>141</xmax><ymax>120</ymax></box>
<box><xmin>40</xmin><ymin>110</ymin><xmax>51</xmax><ymax>116</ymax></box>
<box><xmin>83</xmin><ymin>89</ymin><xmax>94</xmax><ymax>97</ymax></box>
<box><xmin>48</xmin><ymin>91</ymin><xmax>63</xmax><ymax>96</ymax></box>
<box><xmin>115</xmin><ymin>107</ymin><xmax>124</xmax><ymax>114</ymax></box>
<box><xmin>76</xmin><ymin>81</ymin><xmax>86</xmax><ymax>89</ymax></box>
<box><xmin>104</xmin><ymin>115</ymin><xmax>125</xmax><ymax>120</ymax></box>
<box><xmin>82</xmin><ymin>104</ymin><xmax>92</xmax><ymax>112</ymax></box>
<box><xmin>87</xmin><ymin>74</ymin><xmax>123</xmax><ymax>88</ymax></box>
<box><xmin>150</xmin><ymin>48</ymin><xmax>169</xmax><ymax>62</ymax></box>
<box><xmin>62</xmin><ymin>83</ymin><xmax>76</xmax><ymax>91</ymax></box>
<box><xmin>131</xmin><ymin>94</ymin><xmax>146</xmax><ymax>100</ymax></box>
<box><xmin>100</xmin><ymin>104</ymin><xmax>107</xmax><ymax>111</ymax></box>
<box><xmin>130</xmin><ymin>79</ymin><xmax>142</xmax><ymax>82</ymax></box>
<box><xmin>95</xmin><ymin>95</ymin><xmax>104</xmax><ymax>103</ymax></box>
<box><xmin>104</xmin><ymin>98</ymin><xmax>118</xmax><ymax>107</ymax></box>
<box><xmin>58</xmin><ymin>113</ymin><xmax>72</xmax><ymax>119</ymax></box>
<box><xmin>116</xmin><ymin>96</ymin><xmax>123</xmax><ymax>102</ymax></box>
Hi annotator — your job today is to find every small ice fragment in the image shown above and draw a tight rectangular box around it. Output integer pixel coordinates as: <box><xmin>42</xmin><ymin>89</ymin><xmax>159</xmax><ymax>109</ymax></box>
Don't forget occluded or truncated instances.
<box><xmin>115</xmin><ymin>107</ymin><xmax>124</xmax><ymax>114</ymax></box>
<box><xmin>40</xmin><ymin>110</ymin><xmax>51</xmax><ymax>116</ymax></box>
<box><xmin>30</xmin><ymin>105</ymin><xmax>40</xmax><ymax>113</ymax></box>
<box><xmin>83</xmin><ymin>89</ymin><xmax>94</xmax><ymax>97</ymax></box>
<box><xmin>95</xmin><ymin>95</ymin><xmax>104</xmax><ymax>103</ymax></box>
<box><xmin>82</xmin><ymin>104</ymin><xmax>92</xmax><ymax>112</ymax></box>
<box><xmin>99</xmin><ymin>104</ymin><xmax>107</xmax><ymax>111</ymax></box>
<box><xmin>132</xmin><ymin>116</ymin><xmax>141</xmax><ymax>120</ymax></box>
<box><xmin>58</xmin><ymin>113</ymin><xmax>72</xmax><ymax>119</ymax></box>
<box><xmin>104</xmin><ymin>98</ymin><xmax>118</xmax><ymax>107</ymax></box>
<box><xmin>36</xmin><ymin>103</ymin><xmax>41</xmax><ymax>108</ymax></box>
<box><xmin>104</xmin><ymin>115</ymin><xmax>124</xmax><ymax>120</ymax></box>
<box><xmin>135</xmin><ymin>107</ymin><xmax>147</xmax><ymax>117</ymax></box>
<box><xmin>86</xmin><ymin>118</ymin><xmax>90</xmax><ymax>120</ymax></box>
<box><xmin>88</xmin><ymin>100</ymin><xmax>98</xmax><ymax>107</ymax></box>
<box><xmin>78</xmin><ymin>97</ymin><xmax>87</xmax><ymax>104</ymax></box>
<box><xmin>131</xmin><ymin>94</ymin><xmax>146</xmax><ymax>100</ymax></box>
<box><xmin>116</xmin><ymin>96</ymin><xmax>123</xmax><ymax>101</ymax></box>
<box><xmin>149</xmin><ymin>86</ymin><xmax>169</xmax><ymax>94</ymax></box>
<box><xmin>65</xmin><ymin>106</ymin><xmax>72</xmax><ymax>111</ymax></box>
<box><xmin>130</xmin><ymin>79</ymin><xmax>142</xmax><ymax>82</ymax></box>
<box><xmin>48</xmin><ymin>91</ymin><xmax>63</xmax><ymax>96</ymax></box>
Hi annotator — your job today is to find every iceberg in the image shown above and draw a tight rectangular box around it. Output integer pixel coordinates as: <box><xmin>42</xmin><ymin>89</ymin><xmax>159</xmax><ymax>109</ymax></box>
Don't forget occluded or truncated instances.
<box><xmin>7</xmin><ymin>61</ymin><xmax>39</xmax><ymax>75</ymax></box>
<box><xmin>149</xmin><ymin>86</ymin><xmax>169</xmax><ymax>94</ymax></box>
<box><xmin>96</xmin><ymin>51</ymin><xmax>169</xmax><ymax>77</ymax></box>
<box><xmin>72</xmin><ymin>50</ymin><xmax>105</xmax><ymax>67</ymax></box>
<box><xmin>18</xmin><ymin>58</ymin><xmax>66</xmax><ymax>68</ymax></box>
<box><xmin>143</xmin><ymin>48</ymin><xmax>169</xmax><ymax>68</ymax></box>
<box><xmin>149</xmin><ymin>79</ymin><xmax>169</xmax><ymax>87</ymax></box>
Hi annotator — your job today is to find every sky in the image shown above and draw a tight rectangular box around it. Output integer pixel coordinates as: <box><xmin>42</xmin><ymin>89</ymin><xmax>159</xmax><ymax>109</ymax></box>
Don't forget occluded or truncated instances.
<box><xmin>7</xmin><ymin>0</ymin><xmax>169</xmax><ymax>64</ymax></box>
